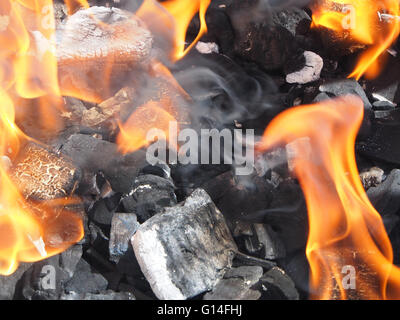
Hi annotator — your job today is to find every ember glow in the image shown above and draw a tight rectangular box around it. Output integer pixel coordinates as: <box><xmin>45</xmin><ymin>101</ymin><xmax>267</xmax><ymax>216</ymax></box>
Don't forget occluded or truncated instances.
<box><xmin>0</xmin><ymin>0</ymin><xmax>83</xmax><ymax>275</ymax></box>
<box><xmin>258</xmin><ymin>95</ymin><xmax>400</xmax><ymax>299</ymax></box>
<box><xmin>311</xmin><ymin>0</ymin><xmax>400</xmax><ymax>80</ymax></box>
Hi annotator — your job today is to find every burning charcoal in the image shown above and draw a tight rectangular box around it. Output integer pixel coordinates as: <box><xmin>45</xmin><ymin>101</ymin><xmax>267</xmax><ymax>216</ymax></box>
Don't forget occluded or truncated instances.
<box><xmin>132</xmin><ymin>188</ymin><xmax>237</xmax><ymax>300</ymax></box>
<box><xmin>233</xmin><ymin>252</ymin><xmax>277</xmax><ymax>270</ymax></box>
<box><xmin>224</xmin><ymin>265</ymin><xmax>264</xmax><ymax>286</ymax></box>
<box><xmin>19</xmin><ymin>245</ymin><xmax>82</xmax><ymax>300</ymax></box>
<box><xmin>60</xmin><ymin>134</ymin><xmax>147</xmax><ymax>193</ymax></box>
<box><xmin>60</xmin><ymin>245</ymin><xmax>83</xmax><ymax>279</ymax></box>
<box><xmin>21</xmin><ymin>257</ymin><xmax>67</xmax><ymax>300</ymax></box>
<box><xmin>372</xmin><ymin>101</ymin><xmax>397</xmax><ymax>110</ymax></box>
<box><xmin>313</xmin><ymin>92</ymin><xmax>331</xmax><ymax>103</ymax></box>
<box><xmin>187</xmin><ymin>5</ymin><xmax>234</xmax><ymax>55</ymax></box>
<box><xmin>210</xmin><ymin>172</ymin><xmax>275</xmax><ymax>225</ymax></box>
<box><xmin>319</xmin><ymin>79</ymin><xmax>372</xmax><ymax>109</ymax></box>
<box><xmin>232</xmin><ymin>20</ymin><xmax>300</xmax><ymax>71</ymax></box>
<box><xmin>357</xmin><ymin>109</ymin><xmax>400</xmax><ymax>165</ymax></box>
<box><xmin>241</xmin><ymin>180</ymin><xmax>308</xmax><ymax>255</ymax></box>
<box><xmin>272</xmin><ymin>8</ymin><xmax>311</xmax><ymax>37</ymax></box>
<box><xmin>11</xmin><ymin>143</ymin><xmax>80</xmax><ymax>201</ymax></box>
<box><xmin>64</xmin><ymin>259</ymin><xmax>108</xmax><ymax>294</ymax></box>
<box><xmin>0</xmin><ymin>263</ymin><xmax>31</xmax><ymax>300</ymax></box>
<box><xmin>61</xmin><ymin>134</ymin><xmax>122</xmax><ymax>172</ymax></box>
<box><xmin>233</xmin><ymin>221</ymin><xmax>253</xmax><ymax>238</ymax></box>
<box><xmin>285</xmin><ymin>51</ymin><xmax>323</xmax><ymax>84</ymax></box>
<box><xmin>203</xmin><ymin>266</ymin><xmax>263</xmax><ymax>300</ymax></box>
<box><xmin>368</xmin><ymin>170</ymin><xmax>400</xmax><ymax>218</ymax></box>
<box><xmin>109</xmin><ymin>213</ymin><xmax>140</xmax><ymax>263</ymax></box>
<box><xmin>60</xmin><ymin>290</ymin><xmax>135</xmax><ymax>300</ymax></box>
<box><xmin>360</xmin><ymin>167</ymin><xmax>384</xmax><ymax>190</ymax></box>
<box><xmin>90</xmin><ymin>199</ymin><xmax>114</xmax><ymax>226</ymax></box>
<box><xmin>372</xmin><ymin>81</ymin><xmax>399</xmax><ymax>106</ymax></box>
<box><xmin>53</xmin><ymin>1</ymin><xmax>68</xmax><ymax>25</ymax></box>
<box><xmin>253</xmin><ymin>224</ymin><xmax>286</xmax><ymax>260</ymax></box>
<box><xmin>319</xmin><ymin>80</ymin><xmax>373</xmax><ymax>136</ymax></box>
<box><xmin>310</xmin><ymin>0</ymin><xmax>367</xmax><ymax>56</ymax></box>
<box><xmin>56</xmin><ymin>6</ymin><xmax>153</xmax><ymax>100</ymax></box>
<box><xmin>62</xmin><ymin>97</ymin><xmax>88</xmax><ymax>123</ymax></box>
<box><xmin>81</xmin><ymin>87</ymin><xmax>136</xmax><ymax>128</ymax></box>
<box><xmin>237</xmin><ymin>222</ymin><xmax>285</xmax><ymax>260</ymax></box>
<box><xmin>121</xmin><ymin>174</ymin><xmax>177</xmax><ymax>223</ymax></box>
<box><xmin>259</xmin><ymin>267</ymin><xmax>299</xmax><ymax>300</ymax></box>
<box><xmin>282</xmin><ymin>251</ymin><xmax>309</xmax><ymax>295</ymax></box>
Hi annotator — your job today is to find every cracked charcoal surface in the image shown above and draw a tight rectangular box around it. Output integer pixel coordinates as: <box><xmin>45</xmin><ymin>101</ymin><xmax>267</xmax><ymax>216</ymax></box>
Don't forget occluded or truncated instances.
<box><xmin>11</xmin><ymin>144</ymin><xmax>80</xmax><ymax>201</ymax></box>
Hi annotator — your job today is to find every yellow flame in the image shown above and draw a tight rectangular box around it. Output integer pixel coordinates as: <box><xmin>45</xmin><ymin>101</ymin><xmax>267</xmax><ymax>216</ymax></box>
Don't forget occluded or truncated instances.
<box><xmin>258</xmin><ymin>95</ymin><xmax>400</xmax><ymax>299</ymax></box>
<box><xmin>0</xmin><ymin>0</ymin><xmax>83</xmax><ymax>275</ymax></box>
<box><xmin>137</xmin><ymin>0</ymin><xmax>211</xmax><ymax>61</ymax></box>
<box><xmin>311</xmin><ymin>0</ymin><xmax>400</xmax><ymax>80</ymax></box>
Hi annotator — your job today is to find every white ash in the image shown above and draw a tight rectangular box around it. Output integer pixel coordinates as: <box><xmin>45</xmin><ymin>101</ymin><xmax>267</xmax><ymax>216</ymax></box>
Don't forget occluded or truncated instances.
<box><xmin>360</xmin><ymin>167</ymin><xmax>385</xmax><ymax>190</ymax></box>
<box><xmin>286</xmin><ymin>51</ymin><xmax>323</xmax><ymax>84</ymax></box>
<box><xmin>195</xmin><ymin>41</ymin><xmax>219</xmax><ymax>54</ymax></box>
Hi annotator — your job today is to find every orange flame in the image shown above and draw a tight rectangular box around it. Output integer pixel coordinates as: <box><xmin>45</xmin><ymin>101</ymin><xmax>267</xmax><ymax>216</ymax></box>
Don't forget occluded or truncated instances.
<box><xmin>0</xmin><ymin>0</ymin><xmax>210</xmax><ymax>275</ymax></box>
<box><xmin>63</xmin><ymin>0</ymin><xmax>89</xmax><ymax>15</ymax></box>
<box><xmin>311</xmin><ymin>0</ymin><xmax>400</xmax><ymax>80</ymax></box>
<box><xmin>258</xmin><ymin>95</ymin><xmax>400</xmax><ymax>299</ymax></box>
<box><xmin>137</xmin><ymin>0</ymin><xmax>211</xmax><ymax>61</ymax></box>
<box><xmin>117</xmin><ymin>98</ymin><xmax>178</xmax><ymax>154</ymax></box>
<box><xmin>0</xmin><ymin>0</ymin><xmax>83</xmax><ymax>275</ymax></box>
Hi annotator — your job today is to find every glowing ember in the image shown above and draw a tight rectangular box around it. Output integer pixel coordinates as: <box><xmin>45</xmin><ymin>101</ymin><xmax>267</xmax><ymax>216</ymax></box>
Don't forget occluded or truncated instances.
<box><xmin>258</xmin><ymin>95</ymin><xmax>400</xmax><ymax>299</ymax></box>
<box><xmin>311</xmin><ymin>0</ymin><xmax>400</xmax><ymax>80</ymax></box>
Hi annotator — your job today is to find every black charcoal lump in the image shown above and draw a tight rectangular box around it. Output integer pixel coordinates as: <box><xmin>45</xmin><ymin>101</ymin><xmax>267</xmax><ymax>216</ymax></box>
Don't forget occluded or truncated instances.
<box><xmin>203</xmin><ymin>266</ymin><xmax>263</xmax><ymax>300</ymax></box>
<box><xmin>260</xmin><ymin>267</ymin><xmax>299</xmax><ymax>300</ymax></box>
<box><xmin>20</xmin><ymin>245</ymin><xmax>82</xmax><ymax>300</ymax></box>
<box><xmin>319</xmin><ymin>79</ymin><xmax>372</xmax><ymax>109</ymax></box>
<box><xmin>121</xmin><ymin>174</ymin><xmax>177</xmax><ymax>222</ymax></box>
<box><xmin>60</xmin><ymin>134</ymin><xmax>147</xmax><ymax>193</ymax></box>
<box><xmin>0</xmin><ymin>263</ymin><xmax>32</xmax><ymax>300</ymax></box>
<box><xmin>132</xmin><ymin>188</ymin><xmax>237</xmax><ymax>300</ymax></box>
<box><xmin>368</xmin><ymin>169</ymin><xmax>400</xmax><ymax>218</ymax></box>
<box><xmin>64</xmin><ymin>259</ymin><xmax>108</xmax><ymax>294</ymax></box>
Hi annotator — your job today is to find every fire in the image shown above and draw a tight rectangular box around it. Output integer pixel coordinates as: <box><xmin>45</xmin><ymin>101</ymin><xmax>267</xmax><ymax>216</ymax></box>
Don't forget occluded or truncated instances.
<box><xmin>137</xmin><ymin>0</ymin><xmax>211</xmax><ymax>61</ymax></box>
<box><xmin>0</xmin><ymin>0</ymin><xmax>210</xmax><ymax>275</ymax></box>
<box><xmin>63</xmin><ymin>0</ymin><xmax>89</xmax><ymax>15</ymax></box>
<box><xmin>117</xmin><ymin>98</ymin><xmax>178</xmax><ymax>154</ymax></box>
<box><xmin>258</xmin><ymin>95</ymin><xmax>400</xmax><ymax>299</ymax></box>
<box><xmin>117</xmin><ymin>0</ymin><xmax>211</xmax><ymax>152</ymax></box>
<box><xmin>311</xmin><ymin>0</ymin><xmax>400</xmax><ymax>79</ymax></box>
<box><xmin>0</xmin><ymin>0</ymin><xmax>83</xmax><ymax>275</ymax></box>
